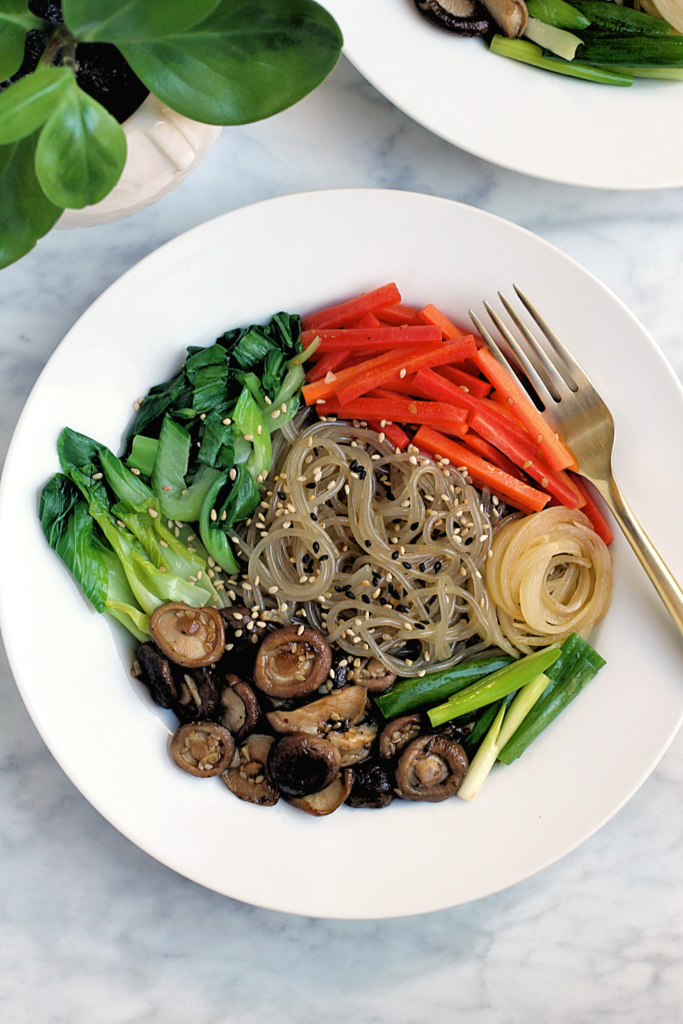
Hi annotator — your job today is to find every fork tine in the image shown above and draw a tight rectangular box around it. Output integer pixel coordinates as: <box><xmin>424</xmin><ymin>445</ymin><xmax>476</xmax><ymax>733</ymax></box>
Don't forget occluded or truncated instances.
<box><xmin>513</xmin><ymin>285</ymin><xmax>591</xmax><ymax>389</ymax></box>
<box><xmin>483</xmin><ymin>299</ymin><xmax>560</xmax><ymax>409</ymax></box>
<box><xmin>497</xmin><ymin>294</ymin><xmax>574</xmax><ymax>401</ymax></box>
<box><xmin>467</xmin><ymin>309</ymin><xmax>513</xmax><ymax>373</ymax></box>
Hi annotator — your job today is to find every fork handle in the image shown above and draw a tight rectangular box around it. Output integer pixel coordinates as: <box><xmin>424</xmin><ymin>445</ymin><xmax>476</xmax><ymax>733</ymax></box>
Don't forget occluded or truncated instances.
<box><xmin>594</xmin><ymin>475</ymin><xmax>683</xmax><ymax>637</ymax></box>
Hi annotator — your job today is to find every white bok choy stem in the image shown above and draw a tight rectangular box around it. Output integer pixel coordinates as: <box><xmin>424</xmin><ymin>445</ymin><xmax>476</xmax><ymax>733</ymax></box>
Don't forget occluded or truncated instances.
<box><xmin>457</xmin><ymin>671</ymin><xmax>550</xmax><ymax>801</ymax></box>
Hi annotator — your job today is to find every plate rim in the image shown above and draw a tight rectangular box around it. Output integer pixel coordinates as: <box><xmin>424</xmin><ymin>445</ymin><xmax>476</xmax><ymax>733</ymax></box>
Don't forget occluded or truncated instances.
<box><xmin>3</xmin><ymin>187</ymin><xmax>683</xmax><ymax>918</ymax></box>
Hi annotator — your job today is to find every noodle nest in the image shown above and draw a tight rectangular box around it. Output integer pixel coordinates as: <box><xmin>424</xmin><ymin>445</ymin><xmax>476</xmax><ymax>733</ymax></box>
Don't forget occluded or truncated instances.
<box><xmin>486</xmin><ymin>506</ymin><xmax>613</xmax><ymax>653</ymax></box>
<box><xmin>231</xmin><ymin>419</ymin><xmax>511</xmax><ymax>676</ymax></box>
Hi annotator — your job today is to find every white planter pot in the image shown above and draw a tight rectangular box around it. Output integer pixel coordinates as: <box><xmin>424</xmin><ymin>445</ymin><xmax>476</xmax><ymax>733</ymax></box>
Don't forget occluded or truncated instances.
<box><xmin>57</xmin><ymin>93</ymin><xmax>221</xmax><ymax>230</ymax></box>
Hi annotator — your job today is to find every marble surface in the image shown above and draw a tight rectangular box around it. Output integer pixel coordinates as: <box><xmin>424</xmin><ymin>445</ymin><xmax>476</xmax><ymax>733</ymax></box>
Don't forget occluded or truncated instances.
<box><xmin>2</xmin><ymin>55</ymin><xmax>683</xmax><ymax>1024</ymax></box>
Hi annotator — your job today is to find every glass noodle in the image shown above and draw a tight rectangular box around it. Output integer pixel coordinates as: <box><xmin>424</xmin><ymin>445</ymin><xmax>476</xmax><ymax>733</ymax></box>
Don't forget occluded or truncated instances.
<box><xmin>229</xmin><ymin>416</ymin><xmax>513</xmax><ymax>676</ymax></box>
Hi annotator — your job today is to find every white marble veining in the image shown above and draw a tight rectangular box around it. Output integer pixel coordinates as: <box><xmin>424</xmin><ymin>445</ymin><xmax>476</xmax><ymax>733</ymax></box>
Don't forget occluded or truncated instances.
<box><xmin>2</xmin><ymin>56</ymin><xmax>683</xmax><ymax>1023</ymax></box>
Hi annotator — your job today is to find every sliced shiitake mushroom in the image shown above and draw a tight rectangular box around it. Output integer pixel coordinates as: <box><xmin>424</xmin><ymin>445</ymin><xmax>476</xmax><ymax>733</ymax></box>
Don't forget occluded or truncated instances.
<box><xmin>174</xmin><ymin>667</ymin><xmax>220</xmax><ymax>723</ymax></box>
<box><xmin>481</xmin><ymin>0</ymin><xmax>528</xmax><ymax>37</ymax></box>
<box><xmin>328</xmin><ymin>722</ymin><xmax>378</xmax><ymax>767</ymax></box>
<box><xmin>219</xmin><ymin>674</ymin><xmax>260</xmax><ymax>741</ymax></box>
<box><xmin>222</xmin><ymin>734</ymin><xmax>279</xmax><ymax>806</ymax></box>
<box><xmin>268</xmin><ymin>732</ymin><xmax>341</xmax><ymax>797</ymax></box>
<box><xmin>345</xmin><ymin>758</ymin><xmax>394</xmax><ymax>808</ymax></box>
<box><xmin>288</xmin><ymin>769</ymin><xmax>354</xmax><ymax>817</ymax></box>
<box><xmin>395</xmin><ymin>734</ymin><xmax>468</xmax><ymax>801</ymax></box>
<box><xmin>414</xmin><ymin>0</ymin><xmax>491</xmax><ymax>35</ymax></box>
<box><xmin>150</xmin><ymin>602</ymin><xmax>225</xmax><ymax>667</ymax></box>
<box><xmin>170</xmin><ymin>721</ymin><xmax>235</xmax><ymax>777</ymax></box>
<box><xmin>348</xmin><ymin>657</ymin><xmax>396</xmax><ymax>694</ymax></box>
<box><xmin>255</xmin><ymin>626</ymin><xmax>332</xmax><ymax>699</ymax></box>
<box><xmin>136</xmin><ymin>642</ymin><xmax>177</xmax><ymax>708</ymax></box>
<box><xmin>266</xmin><ymin>685</ymin><xmax>367</xmax><ymax>735</ymax></box>
<box><xmin>378</xmin><ymin>714</ymin><xmax>423</xmax><ymax>760</ymax></box>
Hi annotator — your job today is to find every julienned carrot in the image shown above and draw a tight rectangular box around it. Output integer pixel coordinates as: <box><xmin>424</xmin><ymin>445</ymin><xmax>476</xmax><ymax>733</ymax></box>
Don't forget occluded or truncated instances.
<box><xmin>305</xmin><ymin>349</ymin><xmax>350</xmax><ymax>384</ymax></box>
<box><xmin>354</xmin><ymin>312</ymin><xmax>382</xmax><ymax>328</ymax></box>
<box><xmin>464</xmin><ymin>432</ymin><xmax>526</xmax><ymax>481</ymax></box>
<box><xmin>375</xmin><ymin>302</ymin><xmax>423</xmax><ymax>326</ymax></box>
<box><xmin>367</xmin><ymin>375</ymin><xmax>417</xmax><ymax>397</ymax></box>
<box><xmin>367</xmin><ymin>420</ymin><xmax>411</xmax><ymax>450</ymax></box>
<box><xmin>473</xmin><ymin>347</ymin><xmax>576</xmax><ymax>473</ymax></box>
<box><xmin>437</xmin><ymin>364</ymin><xmax>491</xmax><ymax>398</ymax></box>
<box><xmin>323</xmin><ymin>397</ymin><xmax>468</xmax><ymax>434</ymax></box>
<box><xmin>419</xmin><ymin>303</ymin><xmax>466</xmax><ymax>341</ymax></box>
<box><xmin>302</xmin><ymin>283</ymin><xmax>401</xmax><ymax>331</ymax></box>
<box><xmin>335</xmin><ymin>337</ymin><xmax>478</xmax><ymax>405</ymax></box>
<box><xmin>303</xmin><ymin>348</ymin><xmax>415</xmax><ymax>406</ymax></box>
<box><xmin>568</xmin><ymin>472</ymin><xmax>614</xmax><ymax>545</ymax></box>
<box><xmin>469</xmin><ymin>410</ymin><xmax>584</xmax><ymax>509</ymax></box>
<box><xmin>414</xmin><ymin>426</ymin><xmax>550</xmax><ymax>516</ymax></box>
<box><xmin>412</xmin><ymin>368</ymin><xmax>538</xmax><ymax>451</ymax></box>
<box><xmin>301</xmin><ymin>325</ymin><xmax>443</xmax><ymax>351</ymax></box>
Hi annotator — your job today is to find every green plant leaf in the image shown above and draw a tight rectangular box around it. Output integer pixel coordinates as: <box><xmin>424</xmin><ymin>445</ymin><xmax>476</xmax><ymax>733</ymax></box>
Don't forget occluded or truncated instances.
<box><xmin>62</xmin><ymin>0</ymin><xmax>222</xmax><ymax>43</ymax></box>
<box><xmin>0</xmin><ymin>131</ymin><xmax>62</xmax><ymax>269</ymax></box>
<box><xmin>35</xmin><ymin>82</ymin><xmax>127</xmax><ymax>208</ymax></box>
<box><xmin>0</xmin><ymin>65</ymin><xmax>74</xmax><ymax>145</ymax></box>
<box><xmin>120</xmin><ymin>0</ymin><xmax>343</xmax><ymax>125</ymax></box>
<box><xmin>0</xmin><ymin>0</ymin><xmax>42</xmax><ymax>80</ymax></box>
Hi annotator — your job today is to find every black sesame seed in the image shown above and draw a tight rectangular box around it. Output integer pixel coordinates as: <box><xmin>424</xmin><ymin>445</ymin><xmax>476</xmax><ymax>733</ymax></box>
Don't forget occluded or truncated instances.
<box><xmin>313</xmin><ymin>447</ymin><xmax>319</xmax><ymax>456</ymax></box>
<box><xmin>305</xmin><ymin>482</ymin><xmax>316</xmax><ymax>489</ymax></box>
<box><xmin>343</xmin><ymin>584</ymin><xmax>353</xmax><ymax>592</ymax></box>
<box><xmin>419</xmin><ymin>562</ymin><xmax>426</xmax><ymax>573</ymax></box>
<box><xmin>380</xmin><ymin>598</ymin><xmax>389</xmax><ymax>606</ymax></box>
<box><xmin>278</xmin><ymin>491</ymin><xmax>286</xmax><ymax>500</ymax></box>
<box><xmin>365</xmin><ymin>540</ymin><xmax>372</xmax><ymax>548</ymax></box>
<box><xmin>319</xmin><ymin>555</ymin><xmax>329</xmax><ymax>561</ymax></box>
<box><xmin>361</xmin><ymin>594</ymin><xmax>370</xmax><ymax>605</ymax></box>
<box><xmin>402</xmin><ymin>561</ymin><xmax>411</xmax><ymax>570</ymax></box>
<box><xmin>434</xmin><ymin>561</ymin><xmax>442</xmax><ymax>573</ymax></box>
<box><xmin>346</xmin><ymin>592</ymin><xmax>355</xmax><ymax>601</ymax></box>
<box><xmin>359</xmin><ymin>470</ymin><xmax>367</xmax><ymax>480</ymax></box>
<box><xmin>335</xmin><ymin>586</ymin><xmax>343</xmax><ymax>593</ymax></box>
<box><xmin>410</xmin><ymin>522</ymin><xmax>419</xmax><ymax>530</ymax></box>
<box><xmin>310</xmin><ymin>513</ymin><xmax>318</xmax><ymax>521</ymax></box>
<box><xmin>391</xmin><ymin>551</ymin><xmax>399</xmax><ymax>561</ymax></box>
<box><xmin>313</xmin><ymin>542</ymin><xmax>320</xmax><ymax>553</ymax></box>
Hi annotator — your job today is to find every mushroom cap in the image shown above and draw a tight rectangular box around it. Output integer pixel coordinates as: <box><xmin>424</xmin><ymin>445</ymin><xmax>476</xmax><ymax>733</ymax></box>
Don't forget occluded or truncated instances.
<box><xmin>288</xmin><ymin>769</ymin><xmax>354</xmax><ymax>816</ymax></box>
<box><xmin>150</xmin><ymin>602</ymin><xmax>225</xmax><ymax>668</ymax></box>
<box><xmin>267</xmin><ymin>732</ymin><xmax>341</xmax><ymax>797</ymax></box>
<box><xmin>170</xmin><ymin>721</ymin><xmax>235</xmax><ymax>777</ymax></box>
<box><xmin>345</xmin><ymin>758</ymin><xmax>394</xmax><ymax>809</ymax></box>
<box><xmin>348</xmin><ymin>657</ymin><xmax>397</xmax><ymax>694</ymax></box>
<box><xmin>378</xmin><ymin>714</ymin><xmax>423</xmax><ymax>760</ymax></box>
<box><xmin>222</xmin><ymin>734</ymin><xmax>279</xmax><ymax>806</ymax></box>
<box><xmin>266</xmin><ymin>684</ymin><xmax>367</xmax><ymax>734</ymax></box>
<box><xmin>220</xmin><ymin>675</ymin><xmax>261</xmax><ymax>741</ymax></box>
<box><xmin>414</xmin><ymin>0</ymin><xmax>491</xmax><ymax>35</ymax></box>
<box><xmin>254</xmin><ymin>626</ymin><xmax>332</xmax><ymax>699</ymax></box>
<box><xmin>174</xmin><ymin>666</ymin><xmax>220</xmax><ymax>724</ymax></box>
<box><xmin>395</xmin><ymin>734</ymin><xmax>469</xmax><ymax>801</ymax></box>
<box><xmin>136</xmin><ymin>642</ymin><xmax>177</xmax><ymax>708</ymax></box>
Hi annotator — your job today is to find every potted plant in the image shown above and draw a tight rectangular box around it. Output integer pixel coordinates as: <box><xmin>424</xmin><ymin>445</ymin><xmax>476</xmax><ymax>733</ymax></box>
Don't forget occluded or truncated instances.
<box><xmin>0</xmin><ymin>0</ymin><xmax>342</xmax><ymax>268</ymax></box>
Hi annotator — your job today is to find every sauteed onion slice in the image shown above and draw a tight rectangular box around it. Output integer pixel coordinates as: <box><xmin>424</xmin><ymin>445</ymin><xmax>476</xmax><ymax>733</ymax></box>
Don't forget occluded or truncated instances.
<box><xmin>486</xmin><ymin>506</ymin><xmax>612</xmax><ymax>653</ymax></box>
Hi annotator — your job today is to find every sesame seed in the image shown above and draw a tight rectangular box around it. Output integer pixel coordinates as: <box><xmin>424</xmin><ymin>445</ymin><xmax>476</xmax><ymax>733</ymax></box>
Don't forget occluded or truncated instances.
<box><xmin>222</xmin><ymin>418</ymin><xmax>232</xmax><ymax>426</ymax></box>
<box><xmin>133</xmin><ymin>401</ymin><xmax>140</xmax><ymax>412</ymax></box>
<box><xmin>399</xmin><ymin>369</ymin><xmax>407</xmax><ymax>378</ymax></box>
<box><xmin>174</xmin><ymin>527</ymin><xmax>180</xmax><ymax>538</ymax></box>
<box><xmin>297</xmin><ymin>624</ymin><xmax>305</xmax><ymax>636</ymax></box>
<box><xmin>257</xmin><ymin>425</ymin><xmax>262</xmax><ymax>436</ymax></box>
<box><xmin>243</xmin><ymin>433</ymin><xmax>254</xmax><ymax>442</ymax></box>
<box><xmin>265</xmin><ymin>396</ymin><xmax>272</xmax><ymax>405</ymax></box>
<box><xmin>271</xmin><ymin>409</ymin><xmax>281</xmax><ymax>418</ymax></box>
<box><xmin>281</xmin><ymin>403</ymin><xmax>287</xmax><ymax>413</ymax></box>
<box><xmin>92</xmin><ymin>472</ymin><xmax>103</xmax><ymax>480</ymax></box>
<box><xmin>130</xmin><ymin>467</ymin><xmax>141</xmax><ymax>476</ymax></box>
<box><xmin>159</xmin><ymin>539</ymin><xmax>168</xmax><ymax>547</ymax></box>
<box><xmin>116</xmin><ymin>520</ymin><xmax>125</xmax><ymax>528</ymax></box>
<box><xmin>542</xmin><ymin>477</ymin><xmax>548</xmax><ymax>488</ymax></box>
<box><xmin>210</xmin><ymin>509</ymin><xmax>217</xmax><ymax>522</ymax></box>
<box><xmin>523</xmin><ymin>460</ymin><xmax>533</xmax><ymax>469</ymax></box>
<box><xmin>147</xmin><ymin>508</ymin><xmax>158</xmax><ymax>518</ymax></box>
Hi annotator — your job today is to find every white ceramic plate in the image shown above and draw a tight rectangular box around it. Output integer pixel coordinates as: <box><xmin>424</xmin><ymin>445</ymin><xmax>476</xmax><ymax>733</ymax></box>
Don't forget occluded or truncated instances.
<box><xmin>324</xmin><ymin>0</ymin><xmax>683</xmax><ymax>190</ymax></box>
<box><xmin>2</xmin><ymin>189</ymin><xmax>683</xmax><ymax>919</ymax></box>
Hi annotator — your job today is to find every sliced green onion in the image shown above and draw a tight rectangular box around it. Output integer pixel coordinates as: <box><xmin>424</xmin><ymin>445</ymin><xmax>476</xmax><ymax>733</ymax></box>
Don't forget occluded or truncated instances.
<box><xmin>458</xmin><ymin>672</ymin><xmax>550</xmax><ymax>801</ymax></box>
<box><xmin>489</xmin><ymin>36</ymin><xmax>633</xmax><ymax>85</ymax></box>
<box><xmin>524</xmin><ymin>17</ymin><xmax>582</xmax><ymax>60</ymax></box>
<box><xmin>526</xmin><ymin>0</ymin><xmax>590</xmax><ymax>31</ymax></box>
<box><xmin>428</xmin><ymin>647</ymin><xmax>561</xmax><ymax>727</ymax></box>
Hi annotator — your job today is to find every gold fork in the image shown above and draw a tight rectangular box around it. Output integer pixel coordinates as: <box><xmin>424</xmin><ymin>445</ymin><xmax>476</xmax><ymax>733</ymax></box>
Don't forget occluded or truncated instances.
<box><xmin>469</xmin><ymin>286</ymin><xmax>683</xmax><ymax>637</ymax></box>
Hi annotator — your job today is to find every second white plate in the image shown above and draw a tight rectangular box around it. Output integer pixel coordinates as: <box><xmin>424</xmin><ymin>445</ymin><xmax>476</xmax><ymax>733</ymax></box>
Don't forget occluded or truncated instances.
<box><xmin>325</xmin><ymin>0</ymin><xmax>683</xmax><ymax>189</ymax></box>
